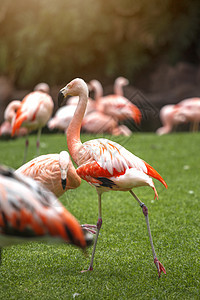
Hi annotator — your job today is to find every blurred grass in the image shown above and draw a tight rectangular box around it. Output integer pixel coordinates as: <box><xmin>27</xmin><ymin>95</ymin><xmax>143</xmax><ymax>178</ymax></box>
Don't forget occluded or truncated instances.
<box><xmin>0</xmin><ymin>132</ymin><xmax>199</xmax><ymax>299</ymax></box>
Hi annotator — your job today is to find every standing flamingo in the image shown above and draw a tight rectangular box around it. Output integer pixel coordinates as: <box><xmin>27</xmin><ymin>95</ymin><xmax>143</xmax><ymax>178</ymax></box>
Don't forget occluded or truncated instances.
<box><xmin>82</xmin><ymin>79</ymin><xmax>132</xmax><ymax>136</ymax></box>
<box><xmin>0</xmin><ymin>165</ymin><xmax>93</xmax><ymax>264</ymax></box>
<box><xmin>16</xmin><ymin>151</ymin><xmax>81</xmax><ymax>197</ymax></box>
<box><xmin>94</xmin><ymin>78</ymin><xmax>141</xmax><ymax>125</ymax></box>
<box><xmin>0</xmin><ymin>100</ymin><xmax>28</xmax><ymax>137</ymax></box>
<box><xmin>11</xmin><ymin>83</ymin><xmax>54</xmax><ymax>162</ymax></box>
<box><xmin>58</xmin><ymin>78</ymin><xmax>167</xmax><ymax>277</ymax></box>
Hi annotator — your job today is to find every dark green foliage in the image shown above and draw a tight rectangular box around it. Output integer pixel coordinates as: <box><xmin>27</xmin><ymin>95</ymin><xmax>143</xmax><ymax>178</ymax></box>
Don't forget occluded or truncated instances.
<box><xmin>0</xmin><ymin>132</ymin><xmax>199</xmax><ymax>299</ymax></box>
<box><xmin>0</xmin><ymin>0</ymin><xmax>200</xmax><ymax>87</ymax></box>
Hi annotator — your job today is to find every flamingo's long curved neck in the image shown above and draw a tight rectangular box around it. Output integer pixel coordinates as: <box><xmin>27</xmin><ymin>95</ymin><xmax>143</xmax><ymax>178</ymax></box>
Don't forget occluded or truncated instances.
<box><xmin>67</xmin><ymin>90</ymin><xmax>88</xmax><ymax>165</ymax></box>
<box><xmin>93</xmin><ymin>82</ymin><xmax>103</xmax><ymax>101</ymax></box>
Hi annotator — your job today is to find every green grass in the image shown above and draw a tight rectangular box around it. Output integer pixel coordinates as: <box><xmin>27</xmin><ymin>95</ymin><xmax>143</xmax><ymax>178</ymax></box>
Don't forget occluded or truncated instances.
<box><xmin>0</xmin><ymin>132</ymin><xmax>199</xmax><ymax>299</ymax></box>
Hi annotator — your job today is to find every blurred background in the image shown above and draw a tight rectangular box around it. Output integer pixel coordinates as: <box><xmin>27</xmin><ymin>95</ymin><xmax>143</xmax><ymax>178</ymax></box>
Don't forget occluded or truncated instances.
<box><xmin>0</xmin><ymin>0</ymin><xmax>200</xmax><ymax>131</ymax></box>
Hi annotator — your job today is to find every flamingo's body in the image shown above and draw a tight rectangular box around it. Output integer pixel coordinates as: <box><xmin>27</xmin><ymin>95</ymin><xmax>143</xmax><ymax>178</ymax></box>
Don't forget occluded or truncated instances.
<box><xmin>16</xmin><ymin>151</ymin><xmax>81</xmax><ymax>197</ymax></box>
<box><xmin>58</xmin><ymin>78</ymin><xmax>167</xmax><ymax>277</ymax></box>
<box><xmin>48</xmin><ymin>105</ymin><xmax>77</xmax><ymax>132</ymax></box>
<box><xmin>0</xmin><ymin>165</ymin><xmax>92</xmax><ymax>252</ymax></box>
<box><xmin>11</xmin><ymin>83</ymin><xmax>54</xmax><ymax>162</ymax></box>
<box><xmin>48</xmin><ymin>97</ymin><xmax>94</xmax><ymax>133</ymax></box>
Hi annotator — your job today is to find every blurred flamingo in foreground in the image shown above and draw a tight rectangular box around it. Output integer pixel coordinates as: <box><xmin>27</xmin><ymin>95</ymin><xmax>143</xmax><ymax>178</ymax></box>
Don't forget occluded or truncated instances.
<box><xmin>0</xmin><ymin>165</ymin><xmax>93</xmax><ymax>264</ymax></box>
<box><xmin>11</xmin><ymin>83</ymin><xmax>54</xmax><ymax>162</ymax></box>
<box><xmin>58</xmin><ymin>78</ymin><xmax>167</xmax><ymax>277</ymax></box>
<box><xmin>16</xmin><ymin>151</ymin><xmax>81</xmax><ymax>198</ymax></box>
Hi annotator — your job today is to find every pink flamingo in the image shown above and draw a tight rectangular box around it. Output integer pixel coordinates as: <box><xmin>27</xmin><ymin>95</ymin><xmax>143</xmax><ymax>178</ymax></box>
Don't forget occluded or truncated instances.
<box><xmin>11</xmin><ymin>83</ymin><xmax>54</xmax><ymax>162</ymax></box>
<box><xmin>157</xmin><ymin>98</ymin><xmax>200</xmax><ymax>135</ymax></box>
<box><xmin>16</xmin><ymin>151</ymin><xmax>81</xmax><ymax>198</ymax></box>
<box><xmin>58</xmin><ymin>78</ymin><xmax>167</xmax><ymax>277</ymax></box>
<box><xmin>174</xmin><ymin>98</ymin><xmax>200</xmax><ymax>131</ymax></box>
<box><xmin>0</xmin><ymin>100</ymin><xmax>28</xmax><ymax>137</ymax></box>
<box><xmin>94</xmin><ymin>78</ymin><xmax>141</xmax><ymax>124</ymax></box>
<box><xmin>48</xmin><ymin>95</ymin><xmax>94</xmax><ymax>133</ymax></box>
<box><xmin>82</xmin><ymin>79</ymin><xmax>132</xmax><ymax>136</ymax></box>
<box><xmin>0</xmin><ymin>165</ymin><xmax>93</xmax><ymax>263</ymax></box>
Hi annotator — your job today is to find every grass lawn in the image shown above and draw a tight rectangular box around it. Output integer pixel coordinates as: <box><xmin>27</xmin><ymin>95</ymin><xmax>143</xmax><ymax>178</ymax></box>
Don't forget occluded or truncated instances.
<box><xmin>0</xmin><ymin>132</ymin><xmax>199</xmax><ymax>299</ymax></box>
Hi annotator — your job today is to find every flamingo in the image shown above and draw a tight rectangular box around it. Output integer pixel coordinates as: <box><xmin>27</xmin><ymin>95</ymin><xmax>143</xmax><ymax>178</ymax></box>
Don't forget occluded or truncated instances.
<box><xmin>0</xmin><ymin>100</ymin><xmax>28</xmax><ymax>137</ymax></box>
<box><xmin>82</xmin><ymin>79</ymin><xmax>132</xmax><ymax>136</ymax></box>
<box><xmin>0</xmin><ymin>165</ymin><xmax>93</xmax><ymax>264</ymax></box>
<box><xmin>48</xmin><ymin>95</ymin><xmax>94</xmax><ymax>133</ymax></box>
<box><xmin>156</xmin><ymin>98</ymin><xmax>200</xmax><ymax>135</ymax></box>
<box><xmin>11</xmin><ymin>83</ymin><xmax>54</xmax><ymax>162</ymax></box>
<box><xmin>15</xmin><ymin>151</ymin><xmax>81</xmax><ymax>198</ymax></box>
<box><xmin>94</xmin><ymin>78</ymin><xmax>141</xmax><ymax>125</ymax></box>
<box><xmin>58</xmin><ymin>78</ymin><xmax>167</xmax><ymax>277</ymax></box>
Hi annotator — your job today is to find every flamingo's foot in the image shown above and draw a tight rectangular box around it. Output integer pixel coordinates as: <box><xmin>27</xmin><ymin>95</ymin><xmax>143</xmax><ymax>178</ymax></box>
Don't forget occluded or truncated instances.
<box><xmin>81</xmin><ymin>224</ymin><xmax>97</xmax><ymax>235</ymax></box>
<box><xmin>81</xmin><ymin>266</ymin><xmax>93</xmax><ymax>273</ymax></box>
<box><xmin>154</xmin><ymin>257</ymin><xmax>166</xmax><ymax>278</ymax></box>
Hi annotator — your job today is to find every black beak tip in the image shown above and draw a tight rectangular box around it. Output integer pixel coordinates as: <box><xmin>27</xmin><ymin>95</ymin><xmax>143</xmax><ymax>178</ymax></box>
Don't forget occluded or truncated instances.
<box><xmin>58</xmin><ymin>91</ymin><xmax>65</xmax><ymax>107</ymax></box>
<box><xmin>61</xmin><ymin>178</ymin><xmax>66</xmax><ymax>190</ymax></box>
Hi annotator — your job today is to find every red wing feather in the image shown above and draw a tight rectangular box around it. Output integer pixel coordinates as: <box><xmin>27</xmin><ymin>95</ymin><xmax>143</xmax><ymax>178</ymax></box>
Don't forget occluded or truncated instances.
<box><xmin>143</xmin><ymin>161</ymin><xmax>168</xmax><ymax>189</ymax></box>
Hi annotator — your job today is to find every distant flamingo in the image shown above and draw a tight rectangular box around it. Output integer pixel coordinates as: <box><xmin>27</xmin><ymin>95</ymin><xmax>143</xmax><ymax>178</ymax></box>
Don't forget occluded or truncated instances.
<box><xmin>175</xmin><ymin>97</ymin><xmax>200</xmax><ymax>131</ymax></box>
<box><xmin>94</xmin><ymin>78</ymin><xmax>141</xmax><ymax>125</ymax></box>
<box><xmin>11</xmin><ymin>83</ymin><xmax>54</xmax><ymax>162</ymax></box>
<box><xmin>82</xmin><ymin>79</ymin><xmax>131</xmax><ymax>136</ymax></box>
<box><xmin>16</xmin><ymin>151</ymin><xmax>81</xmax><ymax>197</ymax></box>
<box><xmin>157</xmin><ymin>98</ymin><xmax>200</xmax><ymax>135</ymax></box>
<box><xmin>0</xmin><ymin>165</ymin><xmax>93</xmax><ymax>263</ymax></box>
<box><xmin>58</xmin><ymin>78</ymin><xmax>167</xmax><ymax>277</ymax></box>
<box><xmin>48</xmin><ymin>94</ymin><xmax>94</xmax><ymax>133</ymax></box>
<box><xmin>0</xmin><ymin>100</ymin><xmax>28</xmax><ymax>137</ymax></box>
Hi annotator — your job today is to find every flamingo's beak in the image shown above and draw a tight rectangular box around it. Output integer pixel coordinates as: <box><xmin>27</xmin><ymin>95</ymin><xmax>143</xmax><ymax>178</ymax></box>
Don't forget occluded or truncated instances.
<box><xmin>58</xmin><ymin>90</ymin><xmax>65</xmax><ymax>107</ymax></box>
<box><xmin>61</xmin><ymin>178</ymin><xmax>66</xmax><ymax>190</ymax></box>
<box><xmin>61</xmin><ymin>169</ymin><xmax>67</xmax><ymax>190</ymax></box>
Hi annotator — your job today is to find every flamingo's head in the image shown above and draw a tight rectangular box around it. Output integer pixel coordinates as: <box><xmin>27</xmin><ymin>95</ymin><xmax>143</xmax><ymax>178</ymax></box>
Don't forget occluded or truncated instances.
<box><xmin>58</xmin><ymin>78</ymin><xmax>88</xmax><ymax>107</ymax></box>
<box><xmin>34</xmin><ymin>82</ymin><xmax>50</xmax><ymax>94</ymax></box>
<box><xmin>59</xmin><ymin>151</ymin><xmax>70</xmax><ymax>190</ymax></box>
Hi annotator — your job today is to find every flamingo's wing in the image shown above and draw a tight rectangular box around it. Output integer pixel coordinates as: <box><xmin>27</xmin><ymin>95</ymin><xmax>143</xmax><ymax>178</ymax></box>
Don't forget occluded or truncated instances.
<box><xmin>77</xmin><ymin>139</ymin><xmax>167</xmax><ymax>189</ymax></box>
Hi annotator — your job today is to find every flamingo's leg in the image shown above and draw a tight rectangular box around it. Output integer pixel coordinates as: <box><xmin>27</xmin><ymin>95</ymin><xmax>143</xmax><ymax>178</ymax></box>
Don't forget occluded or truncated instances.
<box><xmin>82</xmin><ymin>192</ymin><xmax>102</xmax><ymax>272</ymax></box>
<box><xmin>23</xmin><ymin>135</ymin><xmax>29</xmax><ymax>164</ymax></box>
<box><xmin>0</xmin><ymin>247</ymin><xmax>2</xmax><ymax>265</ymax></box>
<box><xmin>129</xmin><ymin>190</ymin><xmax>166</xmax><ymax>278</ymax></box>
<box><xmin>36</xmin><ymin>128</ymin><xmax>42</xmax><ymax>156</ymax></box>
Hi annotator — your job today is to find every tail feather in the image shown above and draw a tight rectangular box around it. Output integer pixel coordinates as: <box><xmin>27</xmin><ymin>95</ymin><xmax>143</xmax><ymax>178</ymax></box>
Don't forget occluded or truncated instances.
<box><xmin>131</xmin><ymin>106</ymin><xmax>142</xmax><ymax>125</ymax></box>
<box><xmin>11</xmin><ymin>114</ymin><xmax>27</xmax><ymax>136</ymax></box>
<box><xmin>143</xmin><ymin>161</ymin><xmax>168</xmax><ymax>189</ymax></box>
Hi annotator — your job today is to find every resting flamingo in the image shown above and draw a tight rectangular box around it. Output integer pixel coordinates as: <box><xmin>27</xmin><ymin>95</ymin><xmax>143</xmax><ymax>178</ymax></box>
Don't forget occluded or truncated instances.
<box><xmin>94</xmin><ymin>78</ymin><xmax>141</xmax><ymax>125</ymax></box>
<box><xmin>0</xmin><ymin>165</ymin><xmax>93</xmax><ymax>264</ymax></box>
<box><xmin>11</xmin><ymin>83</ymin><xmax>54</xmax><ymax>162</ymax></box>
<box><xmin>58</xmin><ymin>78</ymin><xmax>167</xmax><ymax>277</ymax></box>
<box><xmin>16</xmin><ymin>151</ymin><xmax>81</xmax><ymax>198</ymax></box>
